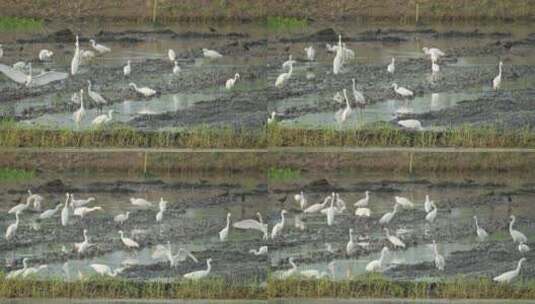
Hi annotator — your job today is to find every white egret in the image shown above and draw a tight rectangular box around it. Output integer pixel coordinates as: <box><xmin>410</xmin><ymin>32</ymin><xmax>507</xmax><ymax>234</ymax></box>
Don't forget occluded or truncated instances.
<box><xmin>346</xmin><ymin>228</ymin><xmax>356</xmax><ymax>255</ymax></box>
<box><xmin>61</xmin><ymin>193</ymin><xmax>70</xmax><ymax>226</ymax></box>
<box><xmin>398</xmin><ymin>120</ymin><xmax>423</xmax><ymax>131</ymax></box>
<box><xmin>70</xmin><ymin>195</ymin><xmax>95</xmax><ymax>208</ymax></box>
<box><xmin>202</xmin><ymin>48</ymin><xmax>223</xmax><ymax>59</ymax></box>
<box><xmin>474</xmin><ymin>216</ymin><xmax>489</xmax><ymax>242</ymax></box>
<box><xmin>6</xmin><ymin>258</ymin><xmax>29</xmax><ymax>279</ymax></box>
<box><xmin>493</xmin><ymin>61</ymin><xmax>503</xmax><ymax>91</ymax></box>
<box><xmin>425</xmin><ymin>201</ymin><xmax>438</xmax><ymax>223</ymax></box>
<box><xmin>352</xmin><ymin>78</ymin><xmax>366</xmax><ymax>106</ymax></box>
<box><xmin>249</xmin><ymin>246</ymin><xmax>268</xmax><ymax>256</ymax></box>
<box><xmin>385</xmin><ymin>228</ymin><xmax>405</xmax><ymax>248</ymax></box>
<box><xmin>183</xmin><ymin>258</ymin><xmax>212</xmax><ymax>280</ymax></box>
<box><xmin>173</xmin><ymin>61</ymin><xmax>181</xmax><ymax>75</ymax></box>
<box><xmin>422</xmin><ymin>47</ymin><xmax>445</xmax><ymax>61</ymax></box>
<box><xmin>27</xmin><ymin>190</ymin><xmax>43</xmax><ymax>210</ymax></box>
<box><xmin>294</xmin><ymin>191</ymin><xmax>307</xmax><ymax>209</ymax></box>
<box><xmin>219</xmin><ymin>212</ymin><xmax>231</xmax><ymax>241</ymax></box>
<box><xmin>305</xmin><ymin>46</ymin><xmax>315</xmax><ymax>61</ymax></box>
<box><xmin>432</xmin><ymin>240</ymin><xmax>445</xmax><ymax>271</ymax></box>
<box><xmin>271</xmin><ymin>209</ymin><xmax>288</xmax><ymax>239</ymax></box>
<box><xmin>114</xmin><ymin>211</ymin><xmax>130</xmax><ymax>225</ymax></box>
<box><xmin>73</xmin><ymin>89</ymin><xmax>86</xmax><ymax>126</ymax></box>
<box><xmin>493</xmin><ymin>258</ymin><xmax>526</xmax><ymax>283</ymax></box>
<box><xmin>39</xmin><ymin>203</ymin><xmax>62</xmax><ymax>220</ymax></box>
<box><xmin>130</xmin><ymin>197</ymin><xmax>153</xmax><ymax>208</ymax></box>
<box><xmin>355</xmin><ymin>208</ymin><xmax>371</xmax><ymax>217</ymax></box>
<box><xmin>5</xmin><ymin>212</ymin><xmax>20</xmax><ymax>241</ymax></box>
<box><xmin>431</xmin><ymin>58</ymin><xmax>440</xmax><ymax>75</ymax></box>
<box><xmin>129</xmin><ymin>82</ymin><xmax>157</xmax><ymax>97</ymax></box>
<box><xmin>304</xmin><ymin>195</ymin><xmax>331</xmax><ymax>213</ymax></box>
<box><xmin>90</xmin><ymin>264</ymin><xmax>124</xmax><ymax>277</ymax></box>
<box><xmin>153</xmin><ymin>241</ymin><xmax>198</xmax><ymax>267</ymax></box>
<box><xmin>225</xmin><ymin>73</ymin><xmax>240</xmax><ymax>90</ymax></box>
<box><xmin>87</xmin><ymin>80</ymin><xmax>108</xmax><ymax>111</ymax></box>
<box><xmin>275</xmin><ymin>62</ymin><xmax>293</xmax><ymax>88</ymax></box>
<box><xmin>392</xmin><ymin>83</ymin><xmax>414</xmax><ymax>98</ymax></box>
<box><xmin>519</xmin><ymin>243</ymin><xmax>530</xmax><ymax>254</ymax></box>
<box><xmin>279</xmin><ymin>257</ymin><xmax>297</xmax><ymax>279</ymax></box>
<box><xmin>81</xmin><ymin>50</ymin><xmax>95</xmax><ymax>61</ymax></box>
<box><xmin>267</xmin><ymin>112</ymin><xmax>276</xmax><ymax>124</ymax></box>
<box><xmin>323</xmin><ymin>197</ymin><xmax>336</xmax><ymax>226</ymax></box>
<box><xmin>8</xmin><ymin>199</ymin><xmax>31</xmax><ymax>214</ymax></box>
<box><xmin>233</xmin><ymin>212</ymin><xmax>268</xmax><ymax>239</ymax></box>
<box><xmin>282</xmin><ymin>55</ymin><xmax>296</xmax><ymax>70</ymax></box>
<box><xmin>13</xmin><ymin>61</ymin><xmax>28</xmax><ymax>71</ymax></box>
<box><xmin>366</xmin><ymin>247</ymin><xmax>389</xmax><ymax>272</ymax></box>
<box><xmin>74</xmin><ymin>206</ymin><xmax>103</xmax><ymax>218</ymax></box>
<box><xmin>38</xmin><ymin>49</ymin><xmax>53</xmax><ymax>61</ymax></box>
<box><xmin>76</xmin><ymin>229</ymin><xmax>94</xmax><ymax>255</ymax></box>
<box><xmin>379</xmin><ymin>203</ymin><xmax>398</xmax><ymax>225</ymax></box>
<box><xmin>387</xmin><ymin>57</ymin><xmax>395</xmax><ymax>74</ymax></box>
<box><xmin>89</xmin><ymin>39</ymin><xmax>111</xmax><ymax>54</ymax></box>
<box><xmin>23</xmin><ymin>63</ymin><xmax>68</xmax><ymax>87</ymax></box>
<box><xmin>333</xmin><ymin>46</ymin><xmax>343</xmax><ymax>75</ymax></box>
<box><xmin>119</xmin><ymin>230</ymin><xmax>139</xmax><ymax>249</ymax></box>
<box><xmin>509</xmin><ymin>215</ymin><xmax>528</xmax><ymax>244</ymax></box>
<box><xmin>123</xmin><ymin>60</ymin><xmax>131</xmax><ymax>77</ymax></box>
<box><xmin>342</xmin><ymin>43</ymin><xmax>355</xmax><ymax>61</ymax></box>
<box><xmin>91</xmin><ymin>110</ymin><xmax>114</xmax><ymax>126</ymax></box>
<box><xmin>335</xmin><ymin>89</ymin><xmax>352</xmax><ymax>123</ymax></box>
<box><xmin>395</xmin><ymin>196</ymin><xmax>414</xmax><ymax>208</ymax></box>
<box><xmin>354</xmin><ymin>191</ymin><xmax>370</xmax><ymax>207</ymax></box>
<box><xmin>424</xmin><ymin>195</ymin><xmax>433</xmax><ymax>213</ymax></box>
<box><xmin>168</xmin><ymin>49</ymin><xmax>176</xmax><ymax>62</ymax></box>
<box><xmin>22</xmin><ymin>264</ymin><xmax>47</xmax><ymax>278</ymax></box>
<box><xmin>156</xmin><ymin>197</ymin><xmax>167</xmax><ymax>223</ymax></box>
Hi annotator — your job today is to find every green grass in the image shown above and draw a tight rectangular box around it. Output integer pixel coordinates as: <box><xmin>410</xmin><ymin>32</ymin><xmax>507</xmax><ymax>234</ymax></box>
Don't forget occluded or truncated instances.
<box><xmin>2</xmin><ymin>274</ymin><xmax>535</xmax><ymax>299</ymax></box>
<box><xmin>266</xmin><ymin>16</ymin><xmax>308</xmax><ymax>30</ymax></box>
<box><xmin>0</xmin><ymin>168</ymin><xmax>35</xmax><ymax>182</ymax></box>
<box><xmin>0</xmin><ymin>17</ymin><xmax>42</xmax><ymax>31</ymax></box>
<box><xmin>267</xmin><ymin>167</ymin><xmax>301</xmax><ymax>182</ymax></box>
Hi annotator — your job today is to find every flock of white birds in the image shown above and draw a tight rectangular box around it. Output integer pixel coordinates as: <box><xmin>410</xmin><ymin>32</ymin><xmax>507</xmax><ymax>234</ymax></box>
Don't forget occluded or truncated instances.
<box><xmin>2</xmin><ymin>188</ymin><xmax>530</xmax><ymax>284</ymax></box>
<box><xmin>0</xmin><ymin>32</ymin><xmax>505</xmax><ymax>130</ymax></box>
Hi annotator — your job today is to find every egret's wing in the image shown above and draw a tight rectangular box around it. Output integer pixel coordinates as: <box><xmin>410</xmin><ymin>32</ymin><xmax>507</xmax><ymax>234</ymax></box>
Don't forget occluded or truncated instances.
<box><xmin>29</xmin><ymin>71</ymin><xmax>69</xmax><ymax>87</ymax></box>
<box><xmin>0</xmin><ymin>64</ymin><xmax>27</xmax><ymax>84</ymax></box>
<box><xmin>233</xmin><ymin>219</ymin><xmax>262</xmax><ymax>231</ymax></box>
<box><xmin>159</xmin><ymin>200</ymin><xmax>168</xmax><ymax>210</ymax></box>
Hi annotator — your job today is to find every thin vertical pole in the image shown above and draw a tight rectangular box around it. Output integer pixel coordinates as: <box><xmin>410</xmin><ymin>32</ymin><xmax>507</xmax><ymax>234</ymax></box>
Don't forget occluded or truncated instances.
<box><xmin>152</xmin><ymin>0</ymin><xmax>158</xmax><ymax>23</ymax></box>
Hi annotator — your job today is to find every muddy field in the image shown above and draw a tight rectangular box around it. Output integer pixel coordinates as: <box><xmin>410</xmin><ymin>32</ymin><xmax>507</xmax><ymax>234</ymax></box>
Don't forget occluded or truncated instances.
<box><xmin>1</xmin><ymin>22</ymin><xmax>535</xmax><ymax>132</ymax></box>
<box><xmin>1</xmin><ymin>165</ymin><xmax>535</xmax><ymax>284</ymax></box>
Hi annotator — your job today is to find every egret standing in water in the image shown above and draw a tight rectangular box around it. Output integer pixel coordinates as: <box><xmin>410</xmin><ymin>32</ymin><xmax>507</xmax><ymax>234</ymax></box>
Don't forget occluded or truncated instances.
<box><xmin>432</xmin><ymin>240</ymin><xmax>445</xmax><ymax>271</ymax></box>
<box><xmin>39</xmin><ymin>49</ymin><xmax>54</xmax><ymax>61</ymax></box>
<box><xmin>392</xmin><ymin>83</ymin><xmax>414</xmax><ymax>98</ymax></box>
<box><xmin>493</xmin><ymin>61</ymin><xmax>503</xmax><ymax>91</ymax></box>
<box><xmin>305</xmin><ymin>46</ymin><xmax>315</xmax><ymax>61</ymax></box>
<box><xmin>168</xmin><ymin>49</ymin><xmax>176</xmax><ymax>62</ymax></box>
<box><xmin>5</xmin><ymin>212</ymin><xmax>20</xmax><ymax>241</ymax></box>
<box><xmin>354</xmin><ymin>191</ymin><xmax>370</xmax><ymax>207</ymax></box>
<box><xmin>183</xmin><ymin>258</ymin><xmax>212</xmax><ymax>280</ymax></box>
<box><xmin>379</xmin><ymin>203</ymin><xmax>398</xmax><ymax>225</ymax></box>
<box><xmin>123</xmin><ymin>60</ymin><xmax>131</xmax><ymax>77</ymax></box>
<box><xmin>346</xmin><ymin>228</ymin><xmax>356</xmax><ymax>255</ymax></box>
<box><xmin>114</xmin><ymin>211</ymin><xmax>130</xmax><ymax>225</ymax></box>
<box><xmin>366</xmin><ymin>247</ymin><xmax>389</xmax><ymax>272</ymax></box>
<box><xmin>89</xmin><ymin>39</ymin><xmax>111</xmax><ymax>54</ymax></box>
<box><xmin>173</xmin><ymin>61</ymin><xmax>181</xmax><ymax>75</ymax></box>
<box><xmin>473</xmin><ymin>216</ymin><xmax>488</xmax><ymax>242</ymax></box>
<box><xmin>275</xmin><ymin>62</ymin><xmax>293</xmax><ymax>88</ymax></box>
<box><xmin>129</xmin><ymin>83</ymin><xmax>157</xmax><ymax>97</ymax></box>
<box><xmin>87</xmin><ymin>80</ymin><xmax>108</xmax><ymax>112</ymax></box>
<box><xmin>385</xmin><ymin>228</ymin><xmax>405</xmax><ymax>248</ymax></box>
<box><xmin>91</xmin><ymin>110</ymin><xmax>114</xmax><ymax>126</ymax></box>
<box><xmin>282</xmin><ymin>55</ymin><xmax>296</xmax><ymax>70</ymax></box>
<box><xmin>387</xmin><ymin>57</ymin><xmax>395</xmax><ymax>74</ymax></box>
<box><xmin>61</xmin><ymin>193</ymin><xmax>70</xmax><ymax>226</ymax></box>
<box><xmin>73</xmin><ymin>89</ymin><xmax>86</xmax><ymax>126</ymax></box>
<box><xmin>335</xmin><ymin>89</ymin><xmax>352</xmax><ymax>123</ymax></box>
<box><xmin>509</xmin><ymin>215</ymin><xmax>528</xmax><ymax>244</ymax></box>
<box><xmin>225</xmin><ymin>73</ymin><xmax>240</xmax><ymax>90</ymax></box>
<box><xmin>156</xmin><ymin>198</ymin><xmax>167</xmax><ymax>223</ymax></box>
<box><xmin>202</xmin><ymin>48</ymin><xmax>223</xmax><ymax>59</ymax></box>
<box><xmin>119</xmin><ymin>230</ymin><xmax>140</xmax><ymax>249</ymax></box>
<box><xmin>91</xmin><ymin>264</ymin><xmax>124</xmax><ymax>277</ymax></box>
<box><xmin>271</xmin><ymin>210</ymin><xmax>288</xmax><ymax>239</ymax></box>
<box><xmin>219</xmin><ymin>213</ymin><xmax>231</xmax><ymax>241</ymax></box>
<box><xmin>493</xmin><ymin>258</ymin><xmax>526</xmax><ymax>283</ymax></box>
<box><xmin>398</xmin><ymin>120</ymin><xmax>423</xmax><ymax>131</ymax></box>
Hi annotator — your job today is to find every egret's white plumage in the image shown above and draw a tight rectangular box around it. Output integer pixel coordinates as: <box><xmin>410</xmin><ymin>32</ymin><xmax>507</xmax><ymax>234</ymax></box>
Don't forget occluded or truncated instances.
<box><xmin>87</xmin><ymin>80</ymin><xmax>108</xmax><ymax>109</ymax></box>
<box><xmin>219</xmin><ymin>213</ymin><xmax>231</xmax><ymax>241</ymax></box>
<box><xmin>432</xmin><ymin>240</ymin><xmax>445</xmax><ymax>271</ymax></box>
<box><xmin>355</xmin><ymin>208</ymin><xmax>371</xmax><ymax>217</ymax></box>
<box><xmin>27</xmin><ymin>190</ymin><xmax>43</xmax><ymax>210</ymax></box>
<box><xmin>271</xmin><ymin>210</ymin><xmax>288</xmax><ymax>239</ymax></box>
<box><xmin>387</xmin><ymin>57</ymin><xmax>395</xmax><ymax>74</ymax></box>
<box><xmin>249</xmin><ymin>246</ymin><xmax>268</xmax><ymax>256</ymax></box>
<box><xmin>225</xmin><ymin>73</ymin><xmax>240</xmax><ymax>90</ymax></box>
<box><xmin>519</xmin><ymin>243</ymin><xmax>530</xmax><ymax>254</ymax></box>
<box><xmin>304</xmin><ymin>195</ymin><xmax>331</xmax><ymax>213</ymax></box>
<box><xmin>130</xmin><ymin>197</ymin><xmax>153</xmax><ymax>208</ymax></box>
<box><xmin>509</xmin><ymin>215</ymin><xmax>528</xmax><ymax>244</ymax></box>
<box><xmin>392</xmin><ymin>83</ymin><xmax>414</xmax><ymax>98</ymax></box>
<box><xmin>278</xmin><ymin>257</ymin><xmax>297</xmax><ymax>279</ymax></box>
<box><xmin>6</xmin><ymin>258</ymin><xmax>29</xmax><ymax>279</ymax></box>
<box><xmin>74</xmin><ymin>206</ymin><xmax>103</xmax><ymax>218</ymax></box>
<box><xmin>90</xmin><ymin>264</ymin><xmax>124</xmax><ymax>277</ymax></box>
<box><xmin>73</xmin><ymin>89</ymin><xmax>86</xmax><ymax>126</ymax></box>
<box><xmin>352</xmin><ymin>78</ymin><xmax>366</xmax><ymax>107</ymax></box>
<box><xmin>91</xmin><ymin>110</ymin><xmax>114</xmax><ymax>126</ymax></box>
<box><xmin>123</xmin><ymin>60</ymin><xmax>131</xmax><ymax>77</ymax></box>
<box><xmin>202</xmin><ymin>48</ymin><xmax>222</xmax><ymax>59</ymax></box>
<box><xmin>275</xmin><ymin>62</ymin><xmax>293</xmax><ymax>88</ymax></box>
<box><xmin>39</xmin><ymin>203</ymin><xmax>62</xmax><ymax>220</ymax></box>
<box><xmin>168</xmin><ymin>49</ymin><xmax>176</xmax><ymax>62</ymax></box>
<box><xmin>379</xmin><ymin>203</ymin><xmax>398</xmax><ymax>225</ymax></box>
<box><xmin>474</xmin><ymin>216</ymin><xmax>489</xmax><ymax>242</ymax></box>
<box><xmin>267</xmin><ymin>111</ymin><xmax>276</xmax><ymax>124</ymax></box>
<box><xmin>294</xmin><ymin>214</ymin><xmax>306</xmax><ymax>231</ymax></box>
<box><xmin>5</xmin><ymin>212</ymin><xmax>20</xmax><ymax>241</ymax></box>
<box><xmin>8</xmin><ymin>199</ymin><xmax>31</xmax><ymax>214</ymax></box>
<box><xmin>173</xmin><ymin>61</ymin><xmax>181</xmax><ymax>75</ymax></box>
<box><xmin>294</xmin><ymin>191</ymin><xmax>307</xmax><ymax>209</ymax></box>
<box><xmin>385</xmin><ymin>228</ymin><xmax>405</xmax><ymax>248</ymax></box>
<box><xmin>424</xmin><ymin>195</ymin><xmax>433</xmax><ymax>213</ymax></box>
<box><xmin>346</xmin><ymin>228</ymin><xmax>356</xmax><ymax>255</ymax></box>
<box><xmin>305</xmin><ymin>46</ymin><xmax>315</xmax><ymax>61</ymax></box>
<box><xmin>398</xmin><ymin>119</ymin><xmax>423</xmax><ymax>131</ymax></box>
<box><xmin>183</xmin><ymin>258</ymin><xmax>212</xmax><ymax>280</ymax></box>
<box><xmin>335</xmin><ymin>89</ymin><xmax>352</xmax><ymax>123</ymax></box>
<box><xmin>90</xmin><ymin>39</ymin><xmax>111</xmax><ymax>54</ymax></box>
<box><xmin>61</xmin><ymin>193</ymin><xmax>70</xmax><ymax>226</ymax></box>
<box><xmin>114</xmin><ymin>211</ymin><xmax>130</xmax><ymax>225</ymax></box>
<box><xmin>366</xmin><ymin>247</ymin><xmax>389</xmax><ymax>272</ymax></box>
<box><xmin>395</xmin><ymin>196</ymin><xmax>414</xmax><ymax>208</ymax></box>
<box><xmin>119</xmin><ymin>230</ymin><xmax>140</xmax><ymax>249</ymax></box>
<box><xmin>493</xmin><ymin>258</ymin><xmax>526</xmax><ymax>283</ymax></box>
<box><xmin>282</xmin><ymin>55</ymin><xmax>296</xmax><ymax>70</ymax></box>
<box><xmin>493</xmin><ymin>61</ymin><xmax>503</xmax><ymax>91</ymax></box>
<box><xmin>425</xmin><ymin>201</ymin><xmax>438</xmax><ymax>223</ymax></box>
<box><xmin>422</xmin><ymin>47</ymin><xmax>445</xmax><ymax>61</ymax></box>
<box><xmin>129</xmin><ymin>82</ymin><xmax>157</xmax><ymax>97</ymax></box>
<box><xmin>39</xmin><ymin>49</ymin><xmax>54</xmax><ymax>61</ymax></box>
<box><xmin>232</xmin><ymin>212</ymin><xmax>268</xmax><ymax>239</ymax></box>
<box><xmin>70</xmin><ymin>195</ymin><xmax>95</xmax><ymax>208</ymax></box>
<box><xmin>354</xmin><ymin>191</ymin><xmax>370</xmax><ymax>207</ymax></box>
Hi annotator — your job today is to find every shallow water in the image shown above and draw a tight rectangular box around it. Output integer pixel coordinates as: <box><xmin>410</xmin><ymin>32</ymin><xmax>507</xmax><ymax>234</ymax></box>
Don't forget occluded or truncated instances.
<box><xmin>1</xmin><ymin>21</ymin><xmax>535</xmax><ymax>130</ymax></box>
